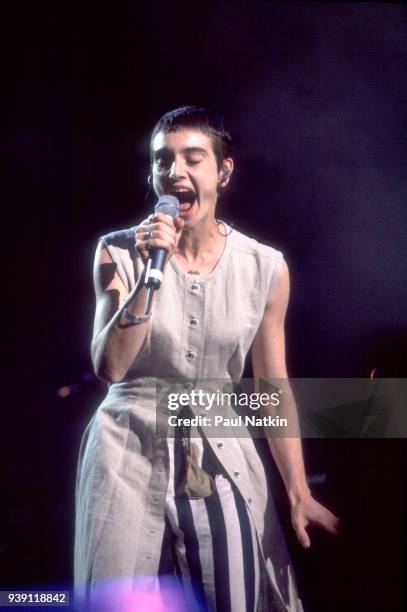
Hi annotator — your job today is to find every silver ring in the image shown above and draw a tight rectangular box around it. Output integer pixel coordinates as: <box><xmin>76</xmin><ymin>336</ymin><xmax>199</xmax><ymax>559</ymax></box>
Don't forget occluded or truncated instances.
<box><xmin>144</xmin><ymin>230</ymin><xmax>152</xmax><ymax>239</ymax></box>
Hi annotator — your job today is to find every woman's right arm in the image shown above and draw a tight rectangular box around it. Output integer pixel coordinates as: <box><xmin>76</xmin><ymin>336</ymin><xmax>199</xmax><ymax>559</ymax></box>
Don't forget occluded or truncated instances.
<box><xmin>91</xmin><ymin>212</ymin><xmax>183</xmax><ymax>383</ymax></box>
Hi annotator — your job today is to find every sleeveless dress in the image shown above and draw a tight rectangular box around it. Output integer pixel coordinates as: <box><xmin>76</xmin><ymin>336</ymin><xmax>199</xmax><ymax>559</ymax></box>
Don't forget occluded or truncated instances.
<box><xmin>74</xmin><ymin>222</ymin><xmax>304</xmax><ymax>612</ymax></box>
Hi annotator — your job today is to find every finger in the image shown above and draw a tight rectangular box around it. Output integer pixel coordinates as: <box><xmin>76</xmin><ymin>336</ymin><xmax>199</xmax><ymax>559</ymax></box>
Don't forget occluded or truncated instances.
<box><xmin>153</xmin><ymin>212</ymin><xmax>177</xmax><ymax>229</ymax></box>
<box><xmin>300</xmin><ymin>533</ymin><xmax>311</xmax><ymax>549</ymax></box>
<box><xmin>319</xmin><ymin>513</ymin><xmax>341</xmax><ymax>537</ymax></box>
<box><xmin>144</xmin><ymin>237</ymin><xmax>177</xmax><ymax>253</ymax></box>
<box><xmin>137</xmin><ymin>216</ymin><xmax>153</xmax><ymax>228</ymax></box>
<box><xmin>135</xmin><ymin>225</ymin><xmax>148</xmax><ymax>237</ymax></box>
<box><xmin>146</xmin><ymin>218</ymin><xmax>178</xmax><ymax>239</ymax></box>
<box><xmin>135</xmin><ymin>225</ymin><xmax>155</xmax><ymax>244</ymax></box>
<box><xmin>152</xmin><ymin>225</ymin><xmax>178</xmax><ymax>243</ymax></box>
<box><xmin>135</xmin><ymin>228</ymin><xmax>150</xmax><ymax>247</ymax></box>
<box><xmin>308</xmin><ymin>505</ymin><xmax>341</xmax><ymax>536</ymax></box>
<box><xmin>138</xmin><ymin>224</ymin><xmax>176</xmax><ymax>246</ymax></box>
<box><xmin>135</xmin><ymin>221</ymin><xmax>177</xmax><ymax>256</ymax></box>
<box><xmin>292</xmin><ymin>514</ymin><xmax>311</xmax><ymax>549</ymax></box>
<box><xmin>134</xmin><ymin>228</ymin><xmax>150</xmax><ymax>260</ymax></box>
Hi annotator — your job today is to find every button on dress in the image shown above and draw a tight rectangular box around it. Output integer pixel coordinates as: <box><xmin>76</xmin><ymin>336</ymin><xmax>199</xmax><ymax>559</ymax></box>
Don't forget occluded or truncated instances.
<box><xmin>74</xmin><ymin>222</ymin><xmax>304</xmax><ymax>611</ymax></box>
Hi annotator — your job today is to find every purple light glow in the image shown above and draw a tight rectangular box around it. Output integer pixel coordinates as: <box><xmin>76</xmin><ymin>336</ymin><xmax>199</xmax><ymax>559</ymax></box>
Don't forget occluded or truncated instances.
<box><xmin>75</xmin><ymin>575</ymin><xmax>203</xmax><ymax>612</ymax></box>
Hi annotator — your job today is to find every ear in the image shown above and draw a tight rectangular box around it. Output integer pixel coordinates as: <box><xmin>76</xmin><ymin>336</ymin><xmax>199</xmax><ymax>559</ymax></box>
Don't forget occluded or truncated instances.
<box><xmin>218</xmin><ymin>158</ymin><xmax>234</xmax><ymax>188</ymax></box>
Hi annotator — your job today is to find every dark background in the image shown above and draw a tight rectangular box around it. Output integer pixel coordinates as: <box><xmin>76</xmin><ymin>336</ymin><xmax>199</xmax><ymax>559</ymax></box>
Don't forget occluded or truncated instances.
<box><xmin>3</xmin><ymin>1</ymin><xmax>406</xmax><ymax>611</ymax></box>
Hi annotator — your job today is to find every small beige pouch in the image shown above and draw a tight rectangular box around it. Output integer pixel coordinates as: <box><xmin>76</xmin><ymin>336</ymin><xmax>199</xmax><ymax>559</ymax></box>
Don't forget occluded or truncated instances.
<box><xmin>175</xmin><ymin>418</ymin><xmax>216</xmax><ymax>499</ymax></box>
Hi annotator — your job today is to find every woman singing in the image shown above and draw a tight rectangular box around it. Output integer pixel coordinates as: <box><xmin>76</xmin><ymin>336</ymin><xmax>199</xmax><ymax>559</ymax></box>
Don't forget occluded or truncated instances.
<box><xmin>74</xmin><ymin>106</ymin><xmax>339</xmax><ymax>611</ymax></box>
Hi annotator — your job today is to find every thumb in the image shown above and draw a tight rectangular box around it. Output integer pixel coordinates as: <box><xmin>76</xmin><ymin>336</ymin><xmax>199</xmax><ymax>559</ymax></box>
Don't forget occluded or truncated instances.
<box><xmin>174</xmin><ymin>216</ymin><xmax>185</xmax><ymax>233</ymax></box>
<box><xmin>298</xmin><ymin>528</ymin><xmax>311</xmax><ymax>549</ymax></box>
<box><xmin>294</xmin><ymin>519</ymin><xmax>311</xmax><ymax>549</ymax></box>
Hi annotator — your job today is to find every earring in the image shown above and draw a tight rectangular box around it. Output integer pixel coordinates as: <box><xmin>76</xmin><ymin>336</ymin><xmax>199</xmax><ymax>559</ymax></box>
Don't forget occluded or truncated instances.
<box><xmin>221</xmin><ymin>165</ymin><xmax>231</xmax><ymax>185</ymax></box>
<box><xmin>147</xmin><ymin>174</ymin><xmax>152</xmax><ymax>185</ymax></box>
<box><xmin>215</xmin><ymin>218</ymin><xmax>234</xmax><ymax>236</ymax></box>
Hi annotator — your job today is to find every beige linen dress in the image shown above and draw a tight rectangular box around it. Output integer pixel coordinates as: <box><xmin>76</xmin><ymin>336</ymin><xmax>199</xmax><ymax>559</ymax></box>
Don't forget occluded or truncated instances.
<box><xmin>74</xmin><ymin>222</ymin><xmax>304</xmax><ymax>611</ymax></box>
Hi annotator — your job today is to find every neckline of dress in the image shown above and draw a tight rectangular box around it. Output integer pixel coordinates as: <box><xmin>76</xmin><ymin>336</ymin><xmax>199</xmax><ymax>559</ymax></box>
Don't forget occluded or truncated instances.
<box><xmin>169</xmin><ymin>221</ymin><xmax>233</xmax><ymax>282</ymax></box>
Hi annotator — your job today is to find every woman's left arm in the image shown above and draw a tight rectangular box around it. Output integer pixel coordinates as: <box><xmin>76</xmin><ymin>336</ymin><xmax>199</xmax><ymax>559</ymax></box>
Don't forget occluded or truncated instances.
<box><xmin>251</xmin><ymin>258</ymin><xmax>340</xmax><ymax>548</ymax></box>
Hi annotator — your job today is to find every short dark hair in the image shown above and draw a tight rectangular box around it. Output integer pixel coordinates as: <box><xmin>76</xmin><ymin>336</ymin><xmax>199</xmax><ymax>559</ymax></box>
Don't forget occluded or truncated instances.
<box><xmin>150</xmin><ymin>106</ymin><xmax>233</xmax><ymax>170</ymax></box>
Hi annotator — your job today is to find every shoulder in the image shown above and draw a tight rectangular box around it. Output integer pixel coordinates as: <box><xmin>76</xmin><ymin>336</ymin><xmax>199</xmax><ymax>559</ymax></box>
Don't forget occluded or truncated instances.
<box><xmin>226</xmin><ymin>225</ymin><xmax>286</xmax><ymax>299</ymax></box>
<box><xmin>228</xmin><ymin>224</ymin><xmax>282</xmax><ymax>256</ymax></box>
<box><xmin>96</xmin><ymin>224</ymin><xmax>144</xmax><ymax>292</ymax></box>
<box><xmin>228</xmin><ymin>225</ymin><xmax>284</xmax><ymax>267</ymax></box>
<box><xmin>99</xmin><ymin>225</ymin><xmax>138</xmax><ymax>250</ymax></box>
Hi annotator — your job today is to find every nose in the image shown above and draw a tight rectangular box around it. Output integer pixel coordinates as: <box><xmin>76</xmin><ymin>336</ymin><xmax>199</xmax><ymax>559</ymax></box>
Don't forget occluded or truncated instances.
<box><xmin>168</xmin><ymin>158</ymin><xmax>186</xmax><ymax>181</ymax></box>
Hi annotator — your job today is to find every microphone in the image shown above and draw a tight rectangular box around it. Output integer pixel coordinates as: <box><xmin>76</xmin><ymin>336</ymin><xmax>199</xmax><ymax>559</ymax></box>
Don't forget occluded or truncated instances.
<box><xmin>143</xmin><ymin>194</ymin><xmax>179</xmax><ymax>315</ymax></box>
<box><xmin>145</xmin><ymin>194</ymin><xmax>180</xmax><ymax>289</ymax></box>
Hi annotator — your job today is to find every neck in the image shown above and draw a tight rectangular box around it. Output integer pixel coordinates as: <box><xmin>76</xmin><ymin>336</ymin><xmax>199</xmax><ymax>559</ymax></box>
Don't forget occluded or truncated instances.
<box><xmin>178</xmin><ymin>216</ymin><xmax>225</xmax><ymax>259</ymax></box>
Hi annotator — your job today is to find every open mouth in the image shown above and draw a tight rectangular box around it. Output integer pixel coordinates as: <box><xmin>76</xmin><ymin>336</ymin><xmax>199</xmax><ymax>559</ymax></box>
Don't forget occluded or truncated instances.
<box><xmin>169</xmin><ymin>189</ymin><xmax>197</xmax><ymax>213</ymax></box>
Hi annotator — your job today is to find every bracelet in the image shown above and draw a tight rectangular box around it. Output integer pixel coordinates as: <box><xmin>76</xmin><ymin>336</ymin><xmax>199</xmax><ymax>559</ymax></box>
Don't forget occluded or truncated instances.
<box><xmin>122</xmin><ymin>307</ymin><xmax>152</xmax><ymax>325</ymax></box>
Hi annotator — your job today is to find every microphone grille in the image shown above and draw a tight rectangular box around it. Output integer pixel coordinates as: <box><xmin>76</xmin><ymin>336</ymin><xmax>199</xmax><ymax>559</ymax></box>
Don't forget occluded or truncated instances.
<box><xmin>154</xmin><ymin>195</ymin><xmax>180</xmax><ymax>219</ymax></box>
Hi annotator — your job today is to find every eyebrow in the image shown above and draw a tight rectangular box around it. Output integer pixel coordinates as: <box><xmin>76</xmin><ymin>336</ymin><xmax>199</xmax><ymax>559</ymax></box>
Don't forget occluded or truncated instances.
<box><xmin>153</xmin><ymin>146</ymin><xmax>209</xmax><ymax>157</ymax></box>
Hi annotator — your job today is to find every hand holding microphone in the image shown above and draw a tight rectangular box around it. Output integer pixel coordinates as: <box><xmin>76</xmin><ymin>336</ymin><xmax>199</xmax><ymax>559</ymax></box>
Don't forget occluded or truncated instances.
<box><xmin>136</xmin><ymin>195</ymin><xmax>184</xmax><ymax>280</ymax></box>
<box><xmin>135</xmin><ymin>195</ymin><xmax>184</xmax><ymax>313</ymax></box>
